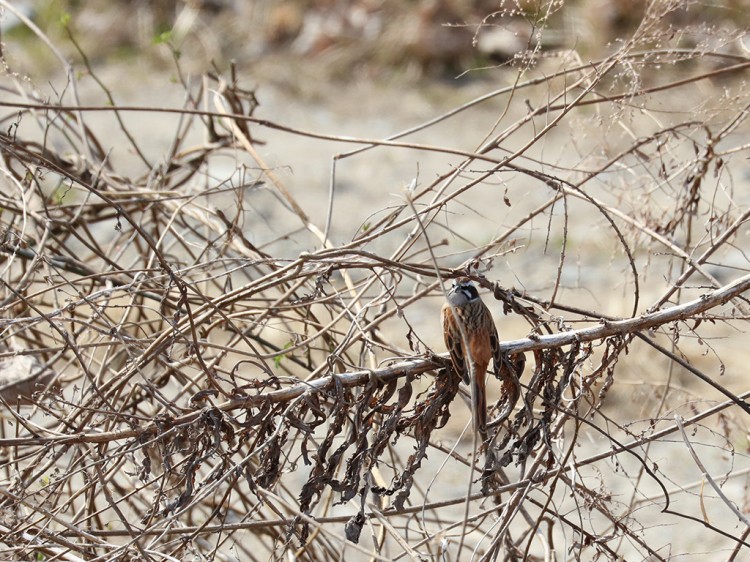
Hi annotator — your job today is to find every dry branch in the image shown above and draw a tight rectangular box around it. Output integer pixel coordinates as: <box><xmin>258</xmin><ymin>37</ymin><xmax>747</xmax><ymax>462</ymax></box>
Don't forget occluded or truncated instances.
<box><xmin>1</xmin><ymin>271</ymin><xmax>747</xmax><ymax>449</ymax></box>
<box><xmin>2</xmin><ymin>3</ymin><xmax>750</xmax><ymax>560</ymax></box>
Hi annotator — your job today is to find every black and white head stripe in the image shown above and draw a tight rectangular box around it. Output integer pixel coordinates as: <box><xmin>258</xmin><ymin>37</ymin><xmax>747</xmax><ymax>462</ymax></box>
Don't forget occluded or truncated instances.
<box><xmin>447</xmin><ymin>278</ymin><xmax>480</xmax><ymax>305</ymax></box>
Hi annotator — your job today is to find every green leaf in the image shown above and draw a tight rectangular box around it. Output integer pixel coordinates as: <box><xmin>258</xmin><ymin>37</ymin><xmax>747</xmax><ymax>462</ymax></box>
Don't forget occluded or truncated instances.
<box><xmin>274</xmin><ymin>341</ymin><xmax>294</xmax><ymax>368</ymax></box>
<box><xmin>153</xmin><ymin>30</ymin><xmax>172</xmax><ymax>45</ymax></box>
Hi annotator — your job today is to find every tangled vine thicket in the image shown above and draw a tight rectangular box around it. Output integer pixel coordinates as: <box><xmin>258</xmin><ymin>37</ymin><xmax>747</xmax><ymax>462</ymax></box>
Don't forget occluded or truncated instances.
<box><xmin>2</xmin><ymin>1</ymin><xmax>750</xmax><ymax>561</ymax></box>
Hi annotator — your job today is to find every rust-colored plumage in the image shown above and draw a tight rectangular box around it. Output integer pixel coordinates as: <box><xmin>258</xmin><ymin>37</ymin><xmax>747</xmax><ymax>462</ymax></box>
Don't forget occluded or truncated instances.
<box><xmin>441</xmin><ymin>278</ymin><xmax>523</xmax><ymax>439</ymax></box>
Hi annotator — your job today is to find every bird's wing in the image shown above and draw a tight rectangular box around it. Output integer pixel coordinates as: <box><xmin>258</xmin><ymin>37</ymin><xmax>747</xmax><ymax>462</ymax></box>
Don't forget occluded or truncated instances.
<box><xmin>441</xmin><ymin>305</ymin><xmax>469</xmax><ymax>384</ymax></box>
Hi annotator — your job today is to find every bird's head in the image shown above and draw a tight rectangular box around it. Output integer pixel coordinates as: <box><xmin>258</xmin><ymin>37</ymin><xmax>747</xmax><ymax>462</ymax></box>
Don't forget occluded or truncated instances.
<box><xmin>446</xmin><ymin>277</ymin><xmax>480</xmax><ymax>306</ymax></box>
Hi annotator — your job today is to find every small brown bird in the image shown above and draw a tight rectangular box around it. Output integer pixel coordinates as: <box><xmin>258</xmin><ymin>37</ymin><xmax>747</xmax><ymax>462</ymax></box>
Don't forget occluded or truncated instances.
<box><xmin>441</xmin><ymin>277</ymin><xmax>522</xmax><ymax>439</ymax></box>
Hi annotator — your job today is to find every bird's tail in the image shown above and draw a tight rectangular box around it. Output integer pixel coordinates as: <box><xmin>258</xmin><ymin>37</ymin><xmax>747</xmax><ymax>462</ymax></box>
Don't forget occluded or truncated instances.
<box><xmin>471</xmin><ymin>366</ymin><xmax>488</xmax><ymax>441</ymax></box>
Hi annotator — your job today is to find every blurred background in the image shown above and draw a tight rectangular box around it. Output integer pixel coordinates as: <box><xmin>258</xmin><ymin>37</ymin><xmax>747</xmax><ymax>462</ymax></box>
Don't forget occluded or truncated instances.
<box><xmin>4</xmin><ymin>0</ymin><xmax>749</xmax><ymax>80</ymax></box>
